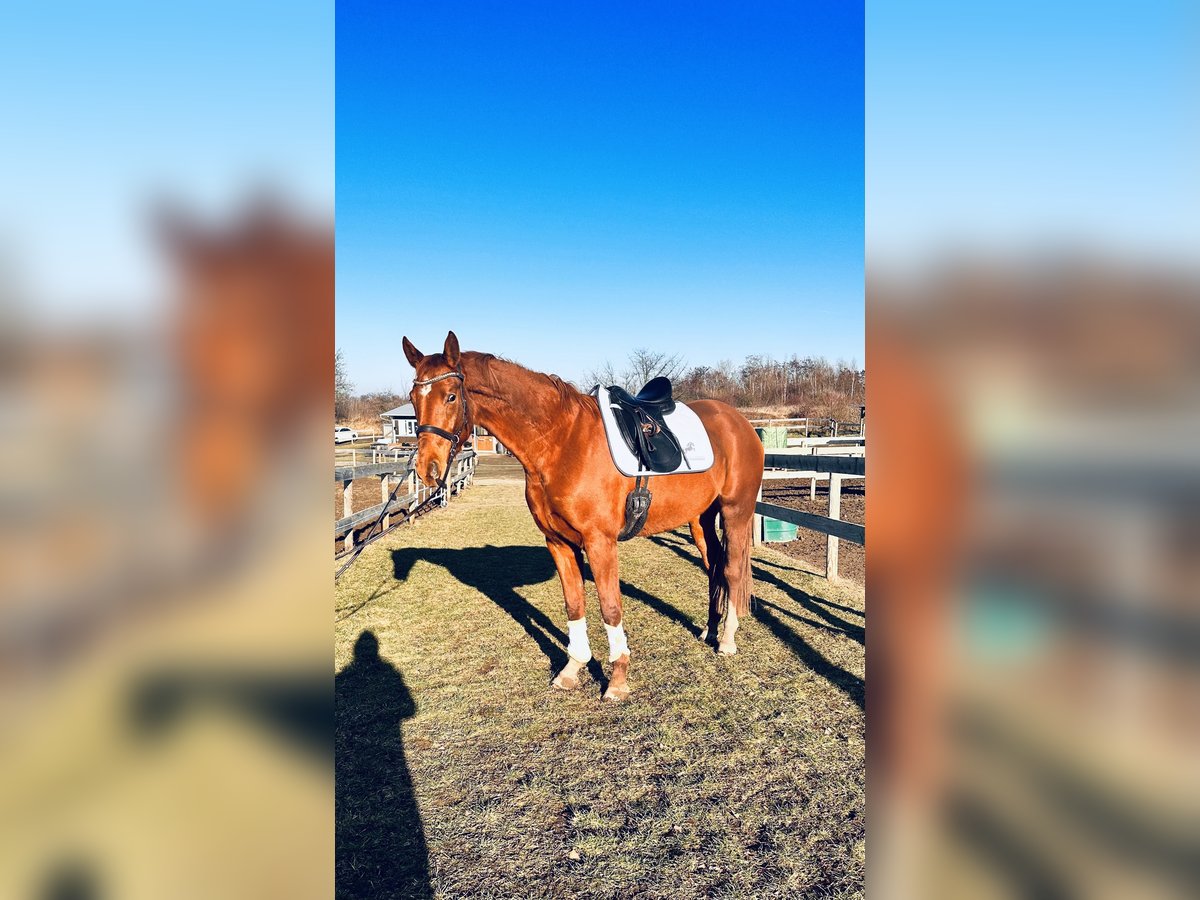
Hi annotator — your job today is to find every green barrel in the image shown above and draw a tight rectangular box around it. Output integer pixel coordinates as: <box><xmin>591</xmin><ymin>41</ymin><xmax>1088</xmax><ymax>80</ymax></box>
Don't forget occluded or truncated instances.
<box><xmin>755</xmin><ymin>426</ymin><xmax>788</xmax><ymax>449</ymax></box>
<box><xmin>762</xmin><ymin>517</ymin><xmax>798</xmax><ymax>542</ymax></box>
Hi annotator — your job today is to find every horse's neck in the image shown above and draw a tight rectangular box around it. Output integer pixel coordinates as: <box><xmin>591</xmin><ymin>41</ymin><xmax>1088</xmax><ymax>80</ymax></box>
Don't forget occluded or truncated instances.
<box><xmin>462</xmin><ymin>353</ymin><xmax>580</xmax><ymax>473</ymax></box>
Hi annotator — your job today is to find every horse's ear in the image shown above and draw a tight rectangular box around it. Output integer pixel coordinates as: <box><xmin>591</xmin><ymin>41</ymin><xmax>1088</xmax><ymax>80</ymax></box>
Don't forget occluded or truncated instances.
<box><xmin>443</xmin><ymin>331</ymin><xmax>460</xmax><ymax>367</ymax></box>
<box><xmin>402</xmin><ymin>337</ymin><xmax>423</xmax><ymax>368</ymax></box>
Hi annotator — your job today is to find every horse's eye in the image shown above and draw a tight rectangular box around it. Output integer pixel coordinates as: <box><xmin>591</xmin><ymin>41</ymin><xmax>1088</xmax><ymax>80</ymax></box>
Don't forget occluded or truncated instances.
<box><xmin>447</xmin><ymin>393</ymin><xmax>457</xmax><ymax>402</ymax></box>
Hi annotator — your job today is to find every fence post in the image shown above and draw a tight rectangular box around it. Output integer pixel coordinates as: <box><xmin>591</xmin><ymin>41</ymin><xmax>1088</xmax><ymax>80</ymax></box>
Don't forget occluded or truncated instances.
<box><xmin>381</xmin><ymin>473</ymin><xmax>390</xmax><ymax>529</ymax></box>
<box><xmin>826</xmin><ymin>474</ymin><xmax>842</xmax><ymax>580</ymax></box>
<box><xmin>407</xmin><ymin>470</ymin><xmax>418</xmax><ymax>512</ymax></box>
<box><xmin>810</xmin><ymin>477</ymin><xmax>817</xmax><ymax>499</ymax></box>
<box><xmin>342</xmin><ymin>478</ymin><xmax>354</xmax><ymax>552</ymax></box>
<box><xmin>752</xmin><ymin>483</ymin><xmax>763</xmax><ymax>546</ymax></box>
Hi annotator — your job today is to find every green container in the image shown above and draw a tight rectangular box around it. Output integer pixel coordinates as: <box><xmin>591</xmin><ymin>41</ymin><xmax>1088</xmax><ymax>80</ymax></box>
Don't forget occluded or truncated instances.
<box><xmin>762</xmin><ymin>517</ymin><xmax>798</xmax><ymax>542</ymax></box>
<box><xmin>755</xmin><ymin>426</ymin><xmax>788</xmax><ymax>449</ymax></box>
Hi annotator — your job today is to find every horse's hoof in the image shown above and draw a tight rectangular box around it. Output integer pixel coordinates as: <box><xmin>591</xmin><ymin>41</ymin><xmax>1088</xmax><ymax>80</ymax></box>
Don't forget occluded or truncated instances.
<box><xmin>552</xmin><ymin>672</ymin><xmax>579</xmax><ymax>691</ymax></box>
<box><xmin>718</xmin><ymin>641</ymin><xmax>738</xmax><ymax>655</ymax></box>
<box><xmin>602</xmin><ymin>685</ymin><xmax>630</xmax><ymax>702</ymax></box>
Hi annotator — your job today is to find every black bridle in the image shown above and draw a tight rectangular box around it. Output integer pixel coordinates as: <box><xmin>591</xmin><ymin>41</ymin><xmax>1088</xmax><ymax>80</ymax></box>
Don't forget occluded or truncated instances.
<box><xmin>412</xmin><ymin>367</ymin><xmax>471</xmax><ymax>488</ymax></box>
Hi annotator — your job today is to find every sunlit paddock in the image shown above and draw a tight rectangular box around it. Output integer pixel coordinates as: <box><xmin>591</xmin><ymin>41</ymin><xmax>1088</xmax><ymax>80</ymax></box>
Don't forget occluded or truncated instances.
<box><xmin>335</xmin><ymin>469</ymin><xmax>865</xmax><ymax>899</ymax></box>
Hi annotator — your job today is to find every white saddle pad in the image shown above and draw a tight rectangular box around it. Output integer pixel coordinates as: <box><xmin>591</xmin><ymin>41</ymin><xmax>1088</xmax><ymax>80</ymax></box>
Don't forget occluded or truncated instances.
<box><xmin>590</xmin><ymin>385</ymin><xmax>715</xmax><ymax>477</ymax></box>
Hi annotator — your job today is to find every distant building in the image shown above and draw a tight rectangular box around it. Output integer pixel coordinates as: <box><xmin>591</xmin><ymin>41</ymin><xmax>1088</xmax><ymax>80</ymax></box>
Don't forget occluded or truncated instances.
<box><xmin>379</xmin><ymin>404</ymin><xmax>502</xmax><ymax>452</ymax></box>
<box><xmin>380</xmin><ymin>404</ymin><xmax>418</xmax><ymax>443</ymax></box>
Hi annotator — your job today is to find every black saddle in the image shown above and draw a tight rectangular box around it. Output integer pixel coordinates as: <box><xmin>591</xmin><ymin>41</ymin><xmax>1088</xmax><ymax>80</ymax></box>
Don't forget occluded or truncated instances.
<box><xmin>608</xmin><ymin>377</ymin><xmax>683</xmax><ymax>473</ymax></box>
<box><xmin>607</xmin><ymin>376</ymin><xmax>676</xmax><ymax>416</ymax></box>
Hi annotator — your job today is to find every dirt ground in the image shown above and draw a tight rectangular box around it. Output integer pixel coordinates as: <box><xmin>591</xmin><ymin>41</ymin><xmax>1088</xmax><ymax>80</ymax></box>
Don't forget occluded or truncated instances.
<box><xmin>761</xmin><ymin>479</ymin><xmax>865</xmax><ymax>584</ymax></box>
<box><xmin>335</xmin><ymin>475</ymin><xmax>405</xmax><ymax>519</ymax></box>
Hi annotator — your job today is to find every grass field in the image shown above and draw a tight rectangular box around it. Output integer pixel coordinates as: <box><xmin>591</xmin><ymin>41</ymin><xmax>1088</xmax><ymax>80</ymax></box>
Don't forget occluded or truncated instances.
<box><xmin>335</xmin><ymin>474</ymin><xmax>865</xmax><ymax>899</ymax></box>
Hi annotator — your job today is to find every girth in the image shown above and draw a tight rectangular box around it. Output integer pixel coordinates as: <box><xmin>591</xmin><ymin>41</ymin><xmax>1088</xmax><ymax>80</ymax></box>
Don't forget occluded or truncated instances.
<box><xmin>617</xmin><ymin>475</ymin><xmax>651</xmax><ymax>541</ymax></box>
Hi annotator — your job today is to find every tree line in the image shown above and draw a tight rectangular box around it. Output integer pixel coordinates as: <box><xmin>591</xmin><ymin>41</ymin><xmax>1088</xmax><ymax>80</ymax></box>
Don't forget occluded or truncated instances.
<box><xmin>583</xmin><ymin>348</ymin><xmax>865</xmax><ymax>423</ymax></box>
<box><xmin>336</xmin><ymin>347</ymin><xmax>865</xmax><ymax>426</ymax></box>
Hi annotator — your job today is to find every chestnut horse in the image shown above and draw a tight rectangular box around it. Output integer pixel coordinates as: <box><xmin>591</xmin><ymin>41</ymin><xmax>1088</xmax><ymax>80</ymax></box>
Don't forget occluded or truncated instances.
<box><xmin>402</xmin><ymin>332</ymin><xmax>764</xmax><ymax>701</ymax></box>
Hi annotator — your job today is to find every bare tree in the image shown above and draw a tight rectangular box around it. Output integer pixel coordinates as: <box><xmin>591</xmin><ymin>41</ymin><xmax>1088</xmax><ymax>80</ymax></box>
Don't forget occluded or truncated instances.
<box><xmin>585</xmin><ymin>348</ymin><xmax>687</xmax><ymax>392</ymax></box>
<box><xmin>581</xmin><ymin>359</ymin><xmax>620</xmax><ymax>390</ymax></box>
<box><xmin>625</xmin><ymin>348</ymin><xmax>687</xmax><ymax>388</ymax></box>
<box><xmin>335</xmin><ymin>348</ymin><xmax>354</xmax><ymax>421</ymax></box>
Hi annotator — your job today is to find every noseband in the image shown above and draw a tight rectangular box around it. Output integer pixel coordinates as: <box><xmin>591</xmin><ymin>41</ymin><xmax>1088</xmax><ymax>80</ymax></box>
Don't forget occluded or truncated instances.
<box><xmin>412</xmin><ymin>368</ymin><xmax>471</xmax><ymax>483</ymax></box>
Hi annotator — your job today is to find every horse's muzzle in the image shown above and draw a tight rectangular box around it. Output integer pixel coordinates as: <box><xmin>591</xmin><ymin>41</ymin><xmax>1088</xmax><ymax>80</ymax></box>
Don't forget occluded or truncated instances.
<box><xmin>423</xmin><ymin>460</ymin><xmax>443</xmax><ymax>488</ymax></box>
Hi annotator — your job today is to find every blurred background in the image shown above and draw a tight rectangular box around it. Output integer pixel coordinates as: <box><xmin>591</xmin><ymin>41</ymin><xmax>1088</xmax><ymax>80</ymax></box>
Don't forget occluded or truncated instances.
<box><xmin>0</xmin><ymin>3</ymin><xmax>333</xmax><ymax>898</ymax></box>
<box><xmin>4</xmin><ymin>1</ymin><xmax>1198</xmax><ymax>898</ymax></box>
<box><xmin>867</xmin><ymin>2</ymin><xmax>1199</xmax><ymax>898</ymax></box>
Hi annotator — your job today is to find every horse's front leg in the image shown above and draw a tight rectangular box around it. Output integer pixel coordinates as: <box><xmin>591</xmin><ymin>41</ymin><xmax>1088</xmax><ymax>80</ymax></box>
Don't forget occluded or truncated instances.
<box><xmin>583</xmin><ymin>537</ymin><xmax>631</xmax><ymax>702</ymax></box>
<box><xmin>547</xmin><ymin>538</ymin><xmax>591</xmax><ymax>691</ymax></box>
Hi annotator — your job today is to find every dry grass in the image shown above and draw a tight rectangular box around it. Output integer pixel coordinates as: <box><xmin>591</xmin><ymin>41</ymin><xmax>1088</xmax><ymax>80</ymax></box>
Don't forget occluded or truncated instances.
<box><xmin>335</xmin><ymin>480</ymin><xmax>865</xmax><ymax>899</ymax></box>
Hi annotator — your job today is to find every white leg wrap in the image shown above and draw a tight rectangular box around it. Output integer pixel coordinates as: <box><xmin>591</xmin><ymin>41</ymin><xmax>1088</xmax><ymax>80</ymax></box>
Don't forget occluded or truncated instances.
<box><xmin>723</xmin><ymin>606</ymin><xmax>740</xmax><ymax>645</ymax></box>
<box><xmin>604</xmin><ymin>621</ymin><xmax>629</xmax><ymax>662</ymax></box>
<box><xmin>567</xmin><ymin>618</ymin><xmax>592</xmax><ymax>664</ymax></box>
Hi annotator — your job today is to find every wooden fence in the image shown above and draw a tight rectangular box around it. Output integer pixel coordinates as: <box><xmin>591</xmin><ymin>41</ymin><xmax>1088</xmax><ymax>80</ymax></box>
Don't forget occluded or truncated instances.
<box><xmin>335</xmin><ymin>450</ymin><xmax>477</xmax><ymax>556</ymax></box>
<box><xmin>333</xmin><ymin>444</ymin><xmax>858</xmax><ymax>577</ymax></box>
<box><xmin>334</xmin><ymin>445</ymin><xmax>410</xmax><ymax>467</ymax></box>
<box><xmin>753</xmin><ymin>452</ymin><xmax>865</xmax><ymax>581</ymax></box>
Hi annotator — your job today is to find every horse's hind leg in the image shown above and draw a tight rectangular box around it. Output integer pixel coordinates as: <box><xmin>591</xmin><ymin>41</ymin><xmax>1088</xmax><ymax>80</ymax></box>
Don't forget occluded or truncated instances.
<box><xmin>716</xmin><ymin>501</ymin><xmax>754</xmax><ymax>655</ymax></box>
<box><xmin>695</xmin><ymin>504</ymin><xmax>725</xmax><ymax>646</ymax></box>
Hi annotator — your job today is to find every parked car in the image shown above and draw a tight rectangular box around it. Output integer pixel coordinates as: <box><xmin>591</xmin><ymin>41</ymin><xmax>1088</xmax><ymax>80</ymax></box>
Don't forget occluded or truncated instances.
<box><xmin>334</xmin><ymin>426</ymin><xmax>359</xmax><ymax>444</ymax></box>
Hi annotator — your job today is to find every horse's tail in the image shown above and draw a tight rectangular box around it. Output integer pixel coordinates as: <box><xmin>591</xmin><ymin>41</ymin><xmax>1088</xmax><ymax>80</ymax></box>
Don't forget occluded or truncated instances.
<box><xmin>707</xmin><ymin>511</ymin><xmax>753</xmax><ymax>619</ymax></box>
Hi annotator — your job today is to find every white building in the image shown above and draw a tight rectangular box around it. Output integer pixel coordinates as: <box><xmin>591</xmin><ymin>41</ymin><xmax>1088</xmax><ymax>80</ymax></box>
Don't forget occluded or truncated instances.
<box><xmin>379</xmin><ymin>403</ymin><xmax>418</xmax><ymax>443</ymax></box>
<box><xmin>379</xmin><ymin>403</ymin><xmax>504</xmax><ymax>452</ymax></box>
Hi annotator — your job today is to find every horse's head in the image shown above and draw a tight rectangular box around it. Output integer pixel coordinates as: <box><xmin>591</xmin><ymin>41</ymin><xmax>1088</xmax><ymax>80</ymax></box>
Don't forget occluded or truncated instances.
<box><xmin>402</xmin><ymin>330</ymin><xmax>472</xmax><ymax>488</ymax></box>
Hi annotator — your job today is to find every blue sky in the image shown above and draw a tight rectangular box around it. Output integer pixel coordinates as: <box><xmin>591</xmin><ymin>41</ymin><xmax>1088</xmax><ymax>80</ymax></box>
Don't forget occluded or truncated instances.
<box><xmin>0</xmin><ymin>2</ymin><xmax>332</xmax><ymax>322</ymax></box>
<box><xmin>337</xmin><ymin>1</ymin><xmax>864</xmax><ymax>392</ymax></box>
<box><xmin>869</xmin><ymin>1</ymin><xmax>1198</xmax><ymax>268</ymax></box>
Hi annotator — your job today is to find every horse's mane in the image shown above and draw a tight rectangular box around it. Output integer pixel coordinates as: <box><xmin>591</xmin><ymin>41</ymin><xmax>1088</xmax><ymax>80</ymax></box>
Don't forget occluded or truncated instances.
<box><xmin>466</xmin><ymin>351</ymin><xmax>593</xmax><ymax>414</ymax></box>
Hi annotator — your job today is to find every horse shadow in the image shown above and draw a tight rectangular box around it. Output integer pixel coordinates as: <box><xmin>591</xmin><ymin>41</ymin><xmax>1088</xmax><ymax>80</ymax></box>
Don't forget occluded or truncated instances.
<box><xmin>390</xmin><ymin>545</ymin><xmax>607</xmax><ymax>689</ymax></box>
<box><xmin>649</xmin><ymin>531</ymin><xmax>864</xmax><ymax>642</ymax></box>
<box><xmin>336</xmin><ymin>630</ymin><xmax>432</xmax><ymax>899</ymax></box>
<box><xmin>647</xmin><ymin>532</ymin><xmax>865</xmax><ymax>711</ymax></box>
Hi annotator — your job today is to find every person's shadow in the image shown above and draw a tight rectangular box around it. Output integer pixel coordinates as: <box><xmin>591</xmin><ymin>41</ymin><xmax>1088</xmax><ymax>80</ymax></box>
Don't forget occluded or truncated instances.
<box><xmin>336</xmin><ymin>630</ymin><xmax>431</xmax><ymax>899</ymax></box>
